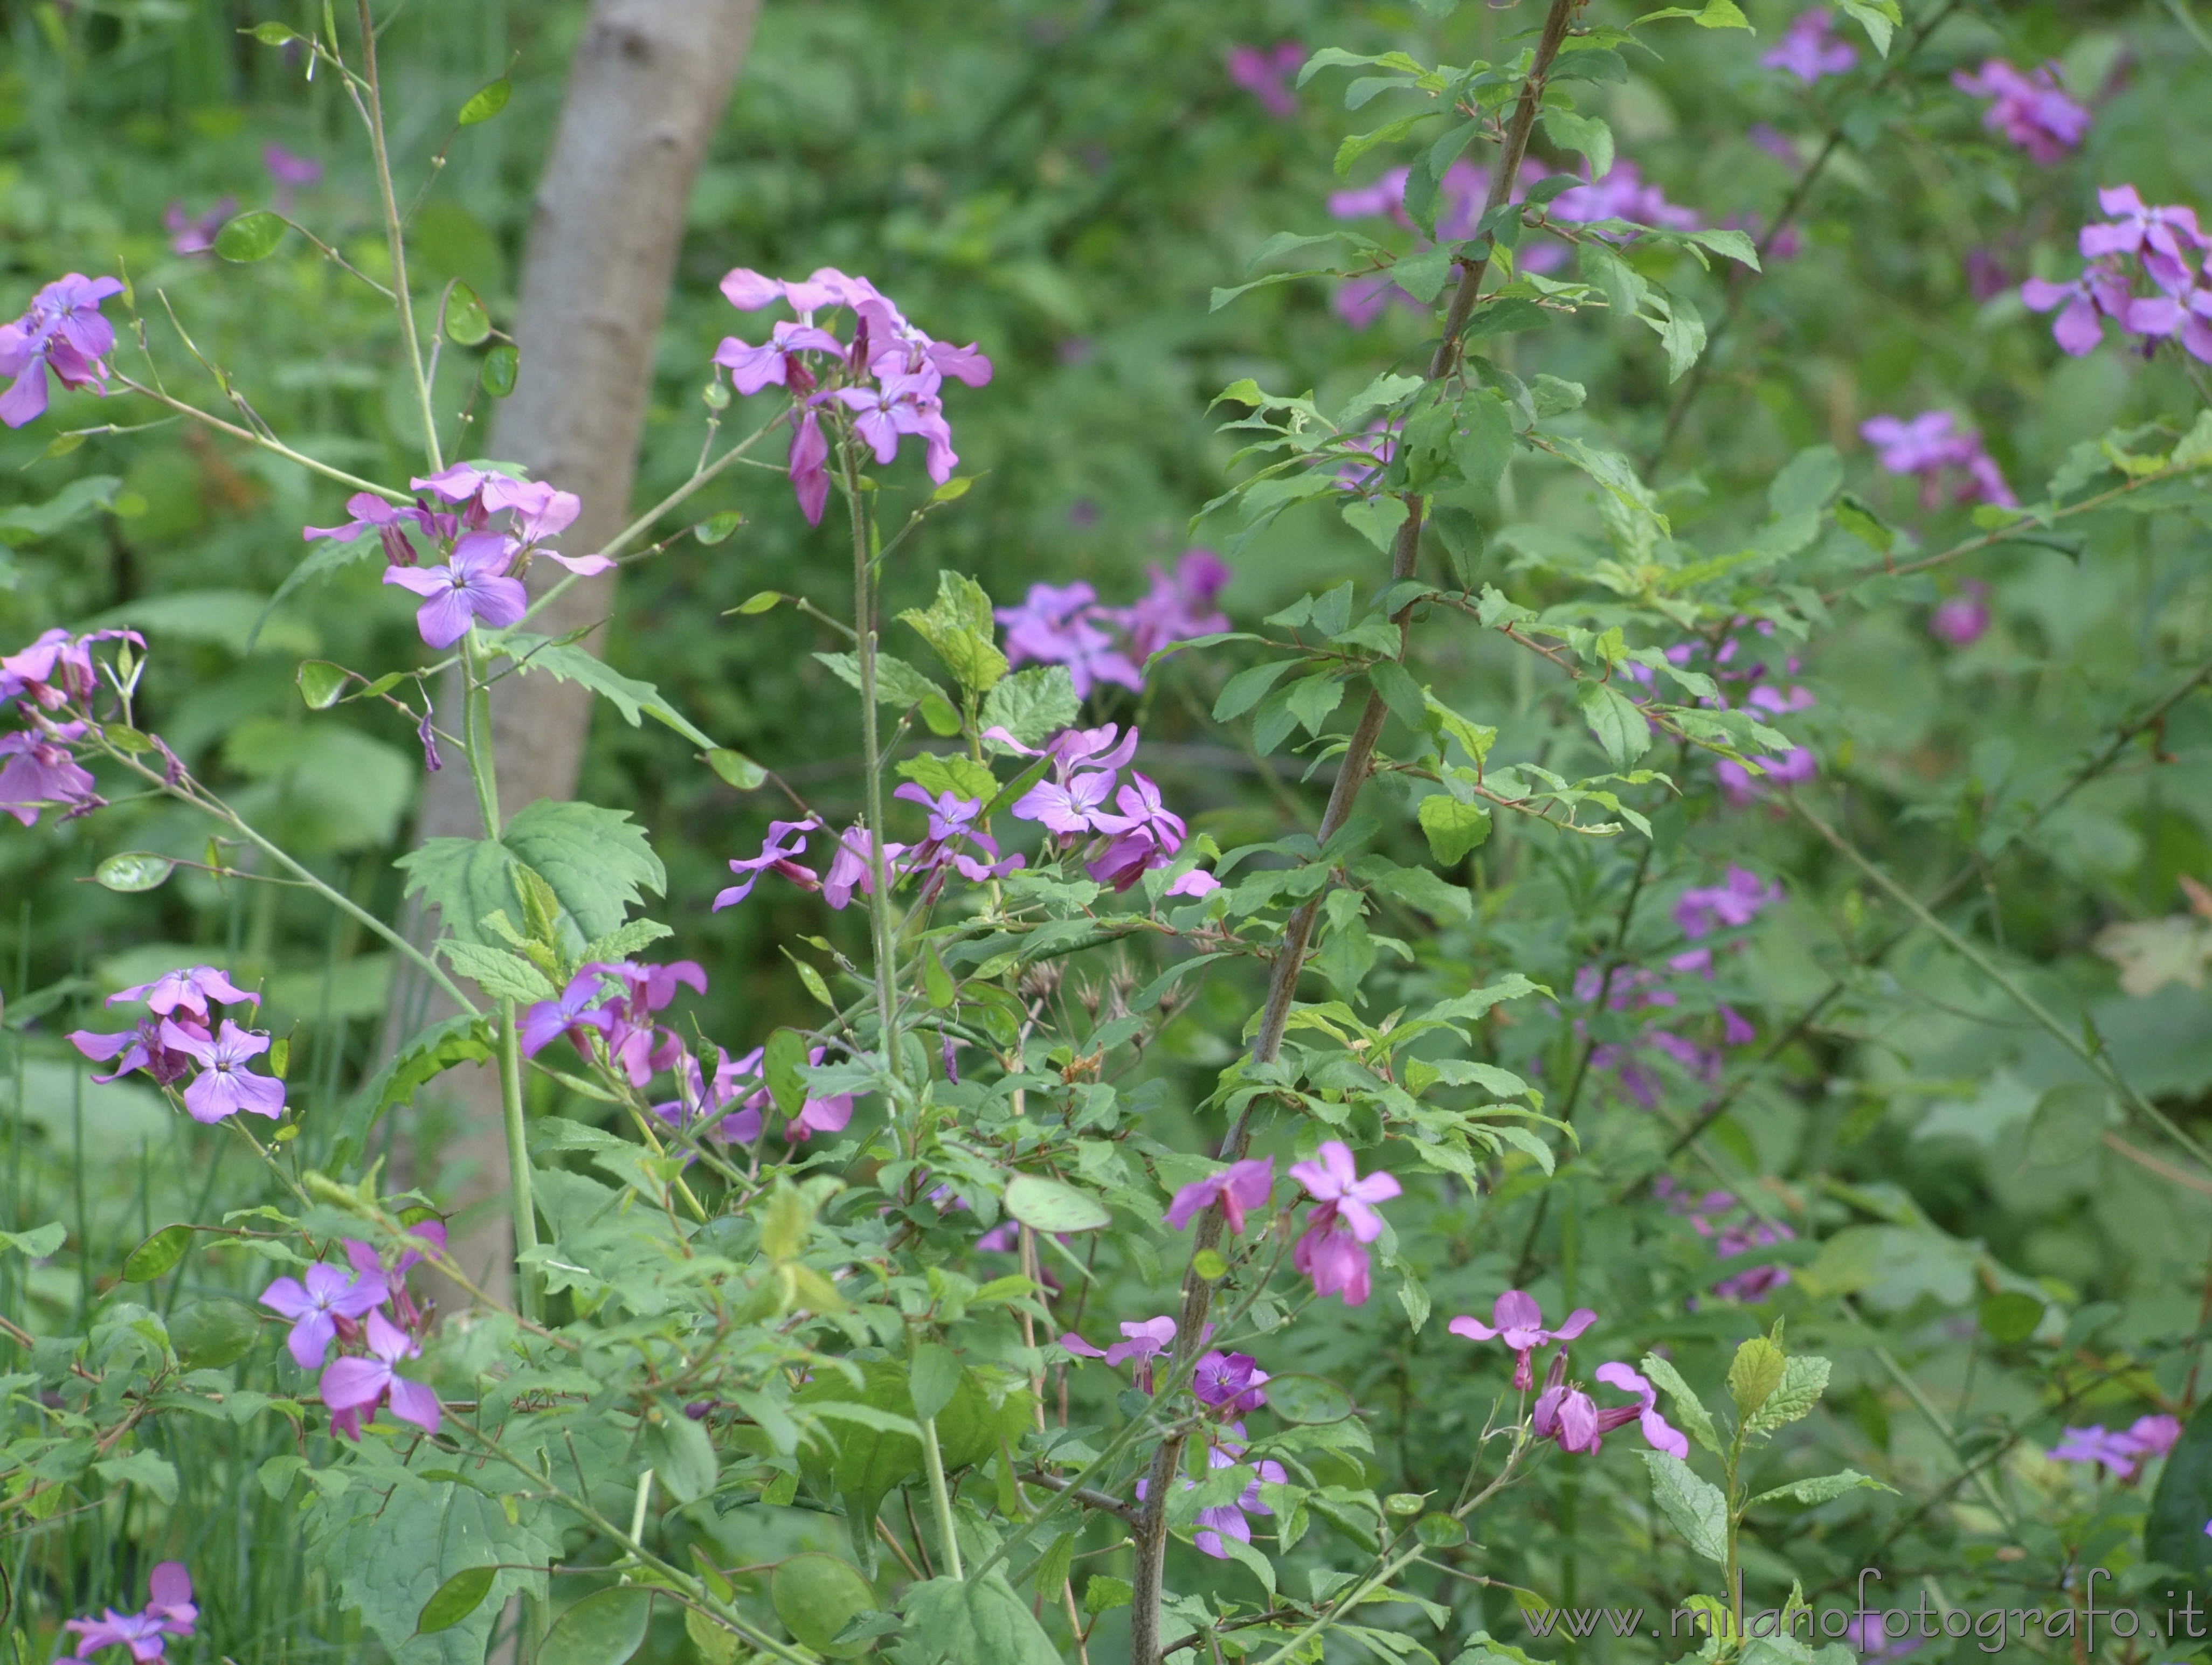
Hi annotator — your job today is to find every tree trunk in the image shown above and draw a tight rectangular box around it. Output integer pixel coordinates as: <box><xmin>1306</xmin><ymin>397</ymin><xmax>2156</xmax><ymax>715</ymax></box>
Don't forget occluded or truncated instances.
<box><xmin>392</xmin><ymin>0</ymin><xmax>763</xmax><ymax>1310</ymax></box>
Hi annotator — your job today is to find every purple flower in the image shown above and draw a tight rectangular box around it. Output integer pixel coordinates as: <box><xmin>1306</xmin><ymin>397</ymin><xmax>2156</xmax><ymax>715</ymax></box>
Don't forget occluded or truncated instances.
<box><xmin>994</xmin><ymin>581</ymin><xmax>1143</xmax><ymax>697</ymax></box>
<box><xmin>1191</xmin><ymin>1433</ymin><xmax>1290</xmax><ymax>1557</ymax></box>
<box><xmin>1951</xmin><ymin>60</ymin><xmax>2090</xmax><ymax>163</ymax></box>
<box><xmin>1013</xmin><ymin>769</ymin><xmax>1118</xmax><ymax>836</ymax></box>
<box><xmin>652</xmin><ymin>1045</ymin><xmax>769</xmax><ymax>1143</ymax></box>
<box><xmin>1761</xmin><ymin>11</ymin><xmax>1857</xmax><ymax>83</ymax></box>
<box><xmin>68</xmin><ymin>1017</ymin><xmax>203</xmax><ymax>1087</ymax></box>
<box><xmin>1164</xmin><ymin>1156</ymin><xmax>1275</xmax><ymax>1233</ymax></box>
<box><xmin>2079</xmin><ymin>185</ymin><xmax>2209</xmax><ymax>263</ymax></box>
<box><xmin>0</xmin><ymin>720</ymin><xmax>99</xmax><ymax>825</ymax></box>
<box><xmin>713</xmin><ymin>816</ymin><xmax>824</xmax><ymax>909</ymax></box>
<box><xmin>259</xmin><ymin>1262</ymin><xmax>389</xmax><ymax>1369</ymax></box>
<box><xmin>1192</xmin><ymin>1350</ymin><xmax>1270</xmax><ymax>1414</ymax></box>
<box><xmin>1930</xmin><ymin>581</ymin><xmax>1990</xmax><ymax>647</ymax></box>
<box><xmin>109</xmin><ymin>964</ymin><xmax>259</xmax><ymax>1021</ymax></box>
<box><xmin>1061</xmin><ymin>1314</ymin><xmax>1182</xmax><ymax>1391</ymax></box>
<box><xmin>262</xmin><ymin>143</ymin><xmax>321</xmax><ymax>213</ymax></box>
<box><xmin>1086</xmin><ymin>773</ymin><xmax>1188</xmax><ymax>891</ymax></box>
<box><xmin>1860</xmin><ymin>411</ymin><xmax>2014</xmax><ymax>508</ymax></box>
<box><xmin>1227</xmin><ymin>41</ymin><xmax>1306</xmax><ymax>119</ymax></box>
<box><xmin>383</xmin><ymin>532</ymin><xmax>527</xmax><ymax>648</ymax></box>
<box><xmin>1549</xmin><ymin>160</ymin><xmax>1702</xmax><ymax>234</ymax></box>
<box><xmin>2123</xmin><ymin>283</ymin><xmax>2212</xmax><ymax>365</ymax></box>
<box><xmin>1</xmin><ymin>626</ymin><xmax>137</xmax><ymax>711</ymax></box>
<box><xmin>2049</xmin><ymin>1424</ymin><xmax>2149</xmax><ymax>1478</ymax></box>
<box><xmin>163</xmin><ymin>195</ymin><xmax>237</xmax><ymax>256</ymax></box>
<box><xmin>1448</xmin><ymin>1291</ymin><xmax>1599</xmax><ymax>1391</ymax></box>
<box><xmin>0</xmin><ymin>273</ymin><xmax>125</xmax><ymax>428</ymax></box>
<box><xmin>1674</xmin><ymin>868</ymin><xmax>1780</xmax><ymax>939</ymax></box>
<box><xmin>1530</xmin><ymin>1352</ymin><xmax>1688</xmax><ymax>1456</ymax></box>
<box><xmin>787</xmin><ymin>406</ymin><xmax>831</xmax><ymax>525</ymax></box>
<box><xmin>1289</xmin><ymin>1141</ymin><xmax>1400</xmax><ymax>1239</ymax></box>
<box><xmin>320</xmin><ymin>1309</ymin><xmax>440</xmax><ymax>1437</ymax></box>
<box><xmin>518</xmin><ymin>967</ymin><xmax>619</xmax><ymax>1060</ymax></box>
<box><xmin>893</xmin><ymin>783</ymin><xmax>1022</xmax><ymax>897</ymax></box>
<box><xmin>1717</xmin><ymin>745</ymin><xmax>1817</xmax><ymax>807</ymax></box>
<box><xmin>1119</xmin><ymin>549</ymin><xmax>1232</xmax><ymax>663</ymax></box>
<box><xmin>1710</xmin><ymin>1217</ymin><xmax>1795</xmax><ymax>1300</ymax></box>
<box><xmin>1840</xmin><ymin>1615</ymin><xmax>1923</xmax><ymax>1661</ymax></box>
<box><xmin>303</xmin><ymin>492</ymin><xmax>437</xmax><ymax>567</ymax></box>
<box><xmin>822</xmin><ymin>823</ymin><xmax>906</xmax><ymax>911</ymax></box>
<box><xmin>714</xmin><ymin>318</ymin><xmax>847</xmax><ymax>396</ymax></box>
<box><xmin>60</xmin><ymin>1562</ymin><xmax>195</xmax><ymax>1664</ymax></box>
<box><xmin>2021</xmin><ymin>264</ymin><xmax>2132</xmax><ymax>356</ymax></box>
<box><xmin>833</xmin><ymin>373</ymin><xmax>955</xmax><ymax>479</ymax></box>
<box><xmin>163</xmin><ymin>1018</ymin><xmax>286</xmax><ymax>1122</ymax></box>
<box><xmin>2129</xmin><ymin>1413</ymin><xmax>2183</xmax><ymax>1461</ymax></box>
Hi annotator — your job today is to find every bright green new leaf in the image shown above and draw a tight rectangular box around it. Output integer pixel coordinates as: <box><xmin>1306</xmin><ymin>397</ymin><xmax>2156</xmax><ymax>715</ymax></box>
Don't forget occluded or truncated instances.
<box><xmin>1418</xmin><ymin>795</ymin><xmax>1492</xmax><ymax>866</ymax></box>
<box><xmin>457</xmin><ymin>78</ymin><xmax>512</xmax><ymax>125</ymax></box>
<box><xmin>214</xmin><ymin>210</ymin><xmax>289</xmax><ymax>262</ymax></box>
<box><xmin>898</xmin><ymin>570</ymin><xmax>1008</xmax><ymax>693</ymax></box>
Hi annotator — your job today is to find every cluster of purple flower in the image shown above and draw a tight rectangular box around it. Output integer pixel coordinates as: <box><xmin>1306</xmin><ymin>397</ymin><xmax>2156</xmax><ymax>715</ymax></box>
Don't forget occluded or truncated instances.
<box><xmin>164</xmin><ymin>142</ymin><xmax>322</xmax><ymax>255</ymax></box>
<box><xmin>307</xmin><ymin>462</ymin><xmax>609</xmax><ymax>650</ymax></box>
<box><xmin>994</xmin><ymin>549</ymin><xmax>1232</xmax><ymax>697</ymax></box>
<box><xmin>259</xmin><ymin>1222</ymin><xmax>445</xmax><ymax>1438</ymax></box>
<box><xmin>716</xmin><ymin>779</ymin><xmax>1029</xmax><ymax>918</ymax></box>
<box><xmin>1227</xmin><ymin>41</ymin><xmax>1305</xmax><ymax>120</ymax></box>
<box><xmin>2047</xmin><ymin>1414</ymin><xmax>2182</xmax><ymax>1480</ymax></box>
<box><xmin>0</xmin><ymin>626</ymin><xmax>143</xmax><ymax>825</ymax></box>
<box><xmin>0</xmin><ymin>272</ymin><xmax>123</xmax><ymax>429</ymax></box>
<box><xmin>1654</xmin><ymin>1176</ymin><xmax>1797</xmax><ymax>1301</ymax></box>
<box><xmin>1951</xmin><ymin>60</ymin><xmax>2092</xmax><ymax>165</ymax></box>
<box><xmin>1572</xmin><ymin>866</ymin><xmax>1779</xmax><ymax>1109</ymax></box>
<box><xmin>1449</xmin><ymin>1291</ymin><xmax>1689</xmax><ymax>1458</ymax></box>
<box><xmin>1160</xmin><ymin>1141</ymin><xmax>1400</xmax><ymax>1305</ymax></box>
<box><xmin>517</xmin><ymin>958</ymin><xmax>856</xmax><ymax>1146</ymax></box>
<box><xmin>2021</xmin><ymin>188</ymin><xmax>2212</xmax><ymax>364</ymax></box>
<box><xmin>1860</xmin><ymin>410</ymin><xmax>2015</xmax><ymax>509</ymax></box>
<box><xmin>715</xmin><ymin>267</ymin><xmax>991</xmax><ymax>525</ymax></box>
<box><xmin>68</xmin><ymin>966</ymin><xmax>287</xmax><ymax>1124</ymax></box>
<box><xmin>56</xmin><ymin>1562</ymin><xmax>196</xmax><ymax>1664</ymax></box>
<box><xmin>1635</xmin><ymin>624</ymin><xmax>1819</xmax><ymax>807</ymax></box>
<box><xmin>1326</xmin><ymin>159</ymin><xmax>1703</xmax><ymax>326</ymax></box>
<box><xmin>1003</xmin><ymin>723</ymin><xmax>1217</xmax><ymax>894</ymax></box>
<box><xmin>1761</xmin><ymin>10</ymin><xmax>1858</xmax><ymax>84</ymax></box>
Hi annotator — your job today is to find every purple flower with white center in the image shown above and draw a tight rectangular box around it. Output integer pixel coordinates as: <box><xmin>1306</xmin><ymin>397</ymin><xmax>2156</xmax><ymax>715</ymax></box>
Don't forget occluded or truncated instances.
<box><xmin>832</xmin><ymin>373</ymin><xmax>944</xmax><ymax>470</ymax></box>
<box><xmin>1674</xmin><ymin>868</ymin><xmax>1781</xmax><ymax>940</ymax></box>
<box><xmin>109</xmin><ymin>964</ymin><xmax>259</xmax><ymax>1021</ymax></box>
<box><xmin>0</xmin><ymin>273</ymin><xmax>125</xmax><ymax>428</ymax></box>
<box><xmin>1090</xmin><ymin>773</ymin><xmax>1185</xmax><ymax>857</ymax></box>
<box><xmin>2049</xmin><ymin>1424</ymin><xmax>2149</xmax><ymax>1478</ymax></box>
<box><xmin>714</xmin><ymin>318</ymin><xmax>847</xmax><ymax>396</ymax></box>
<box><xmin>164</xmin><ymin>195</ymin><xmax>238</xmax><ymax>256</ymax></box>
<box><xmin>2078</xmin><ymin>185</ymin><xmax>2207</xmax><ymax>262</ymax></box>
<box><xmin>68</xmin><ymin>1017</ymin><xmax>202</xmax><ymax>1087</ymax></box>
<box><xmin>162</xmin><ymin>1018</ymin><xmax>286</xmax><ymax>1122</ymax></box>
<box><xmin>713</xmin><ymin>816</ymin><xmax>824</xmax><ymax>908</ymax></box>
<box><xmin>1448</xmin><ymin>1291</ymin><xmax>1598</xmax><ymax>1391</ymax></box>
<box><xmin>0</xmin><ymin>720</ymin><xmax>99</xmax><ymax>825</ymax></box>
<box><xmin>1191</xmin><ymin>1434</ymin><xmax>1290</xmax><ymax>1558</ymax></box>
<box><xmin>1164</xmin><ymin>1156</ymin><xmax>1275</xmax><ymax>1233</ymax></box>
<box><xmin>303</xmin><ymin>492</ymin><xmax>437</xmax><ymax>567</ymax></box>
<box><xmin>1931</xmin><ymin>581</ymin><xmax>1990</xmax><ymax>647</ymax></box>
<box><xmin>383</xmin><ymin>531</ymin><xmax>527</xmax><ymax>648</ymax></box>
<box><xmin>893</xmin><ymin>783</ymin><xmax>1023</xmax><ymax>896</ymax></box>
<box><xmin>1227</xmin><ymin>42</ymin><xmax>1305</xmax><ymax>119</ymax></box>
<box><xmin>1761</xmin><ymin>11</ymin><xmax>1856</xmax><ymax>83</ymax></box>
<box><xmin>320</xmin><ymin>1309</ymin><xmax>440</xmax><ymax>1437</ymax></box>
<box><xmin>63</xmin><ymin>1563</ymin><xmax>195</xmax><ymax>1664</ymax></box>
<box><xmin>2124</xmin><ymin>284</ymin><xmax>2212</xmax><ymax>364</ymax></box>
<box><xmin>1013</xmin><ymin>769</ymin><xmax>1119</xmax><ymax>836</ymax></box>
<box><xmin>1951</xmin><ymin>60</ymin><xmax>2090</xmax><ymax>163</ymax></box>
<box><xmin>1192</xmin><ymin>1350</ymin><xmax>1270</xmax><ymax>1414</ymax></box>
<box><xmin>519</xmin><ymin>967</ymin><xmax>619</xmax><ymax>1059</ymax></box>
<box><xmin>1549</xmin><ymin>159</ymin><xmax>1702</xmax><ymax>234</ymax></box>
<box><xmin>259</xmin><ymin>1262</ymin><xmax>389</xmax><ymax>1369</ymax></box>
<box><xmin>1119</xmin><ymin>549</ymin><xmax>1232</xmax><ymax>662</ymax></box>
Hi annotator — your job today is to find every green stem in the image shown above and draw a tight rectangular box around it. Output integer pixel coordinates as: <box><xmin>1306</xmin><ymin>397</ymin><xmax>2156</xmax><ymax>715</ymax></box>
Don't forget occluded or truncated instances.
<box><xmin>462</xmin><ymin>634</ymin><xmax>503</xmax><ymax>837</ymax></box>
<box><xmin>841</xmin><ymin>441</ymin><xmax>902</xmax><ymax>1082</ymax></box>
<box><xmin>108</xmin><ymin>376</ymin><xmax>408</xmax><ymax>501</ymax></box>
<box><xmin>500</xmin><ymin>998</ymin><xmax>540</xmax><ymax>1322</ymax></box>
<box><xmin>352</xmin><ymin>0</ymin><xmax>443</xmax><ymax>471</ymax></box>
<box><xmin>917</xmin><ymin>1414</ymin><xmax>965</xmax><ymax>1580</ymax></box>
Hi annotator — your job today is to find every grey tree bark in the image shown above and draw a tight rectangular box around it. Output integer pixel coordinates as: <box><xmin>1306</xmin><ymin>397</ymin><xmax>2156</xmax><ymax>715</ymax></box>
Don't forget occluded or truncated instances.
<box><xmin>391</xmin><ymin>0</ymin><xmax>764</xmax><ymax>1309</ymax></box>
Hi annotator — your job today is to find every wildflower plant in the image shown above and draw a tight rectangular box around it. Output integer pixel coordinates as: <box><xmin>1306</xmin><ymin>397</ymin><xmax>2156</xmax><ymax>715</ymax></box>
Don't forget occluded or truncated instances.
<box><xmin>0</xmin><ymin>2</ymin><xmax>2209</xmax><ymax>1664</ymax></box>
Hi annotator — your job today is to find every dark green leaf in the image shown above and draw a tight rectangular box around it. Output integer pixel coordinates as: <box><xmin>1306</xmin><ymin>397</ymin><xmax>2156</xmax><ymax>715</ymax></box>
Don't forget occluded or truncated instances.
<box><xmin>1978</xmin><ymin>1291</ymin><xmax>2045</xmax><ymax>1344</ymax></box>
<box><xmin>2148</xmin><ymin>1400</ymin><xmax>2212</xmax><ymax>1610</ymax></box>
<box><xmin>646</xmin><ymin>1409</ymin><xmax>718</xmax><ymax>1504</ymax></box>
<box><xmin>764</xmin><ymin>1028</ymin><xmax>810</xmax><ymax>1117</ymax></box>
<box><xmin>169</xmin><ymin>1299</ymin><xmax>259</xmax><ymax>1370</ymax></box>
<box><xmin>1641</xmin><ymin>1452</ymin><xmax>1728</xmax><ymax>1564</ymax></box>
<box><xmin>480</xmin><ymin>344</ymin><xmax>519</xmax><ymax>398</ymax></box>
<box><xmin>2027</xmin><ymin>1083</ymin><xmax>2109</xmax><ymax>1167</ymax></box>
<box><xmin>909</xmin><ymin>1342</ymin><xmax>962</xmax><ymax>1422</ymax></box>
<box><xmin>538</xmin><ymin>1588</ymin><xmax>649</xmax><ymax>1665</ymax></box>
<box><xmin>899</xmin><ymin>1574</ymin><xmax>1060</xmax><ymax>1665</ymax></box>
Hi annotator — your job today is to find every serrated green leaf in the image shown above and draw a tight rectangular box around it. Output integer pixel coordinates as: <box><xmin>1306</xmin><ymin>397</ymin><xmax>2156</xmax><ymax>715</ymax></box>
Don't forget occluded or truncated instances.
<box><xmin>1746</xmin><ymin>1353</ymin><xmax>1829</xmax><ymax>1432</ymax></box>
<box><xmin>1641</xmin><ymin>1452</ymin><xmax>1728</xmax><ymax>1564</ymax></box>
<box><xmin>440</xmin><ymin>940</ymin><xmax>557</xmax><ymax>1005</ymax></box>
<box><xmin>900</xmin><ymin>1575</ymin><xmax>1060</xmax><ymax>1665</ymax></box>
<box><xmin>815</xmin><ymin>650</ymin><xmax>948</xmax><ymax>711</ymax></box>
<box><xmin>980</xmin><ymin>664</ymin><xmax>1080</xmax><ymax>746</ymax></box>
<box><xmin>1744</xmin><ymin>1469</ymin><xmax>1890</xmax><ymax>1511</ymax></box>
<box><xmin>1727</xmin><ymin>1335</ymin><xmax>1787</xmax><ymax>1415</ymax></box>
<box><xmin>898</xmin><ymin>570</ymin><xmax>1008</xmax><ymax>693</ymax></box>
<box><xmin>1577</xmin><ymin>680</ymin><xmax>1653</xmax><ymax>768</ymax></box>
<box><xmin>1417</xmin><ymin>796</ymin><xmax>1492</xmax><ymax>865</ymax></box>
<box><xmin>501</xmin><ymin>634</ymin><xmax>716</xmax><ymax>750</ymax></box>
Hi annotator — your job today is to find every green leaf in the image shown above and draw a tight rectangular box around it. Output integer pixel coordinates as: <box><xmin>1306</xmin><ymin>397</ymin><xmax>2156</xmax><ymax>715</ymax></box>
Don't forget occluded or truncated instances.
<box><xmin>794</xmin><ymin>1361</ymin><xmax>1034</xmax><ymax>1533</ymax></box>
<box><xmin>480</xmin><ymin>344</ymin><xmax>519</xmax><ymax>398</ymax></box>
<box><xmin>1834</xmin><ymin>0</ymin><xmax>1898</xmax><ymax>54</ymax></box>
<box><xmin>1641</xmin><ymin>1452</ymin><xmax>1729</xmax><ymax>1565</ymax></box>
<box><xmin>1342</xmin><ymin>495</ymin><xmax>1409</xmax><ymax>553</ymax></box>
<box><xmin>440</xmin><ymin>940</ymin><xmax>557</xmax><ymax>1005</ymax></box>
<box><xmin>416</xmin><ymin>1567</ymin><xmax>499</xmax><ymax>1636</ymax></box>
<box><xmin>444</xmin><ymin>282</ymin><xmax>490</xmax><ymax>346</ymax></box>
<box><xmin>1727</xmin><ymin>1336</ymin><xmax>1787</xmax><ymax>1415</ymax></box>
<box><xmin>1004</xmin><ymin>1174</ymin><xmax>1112</xmax><ymax>1233</ymax></box>
<box><xmin>0</xmin><ymin>475</ymin><xmax>121</xmax><ymax>544</ymax></box>
<box><xmin>500</xmin><ymin>635</ymin><xmax>716</xmax><ymax>749</ymax></box>
<box><xmin>1638</xmin><ymin>1355</ymin><xmax>1722</xmax><ymax>1456</ymax></box>
<box><xmin>1577</xmin><ymin>680</ymin><xmax>1653</xmax><ymax>768</ymax></box>
<box><xmin>764</xmin><ymin>1028</ymin><xmax>810</xmax><ymax>1116</ymax></box>
<box><xmin>898</xmin><ymin>571</ymin><xmax>1008</xmax><ymax>693</ymax></box>
<box><xmin>898</xmin><ymin>753</ymin><xmax>999</xmax><ymax>803</ymax></box>
<box><xmin>538</xmin><ymin>1588</ymin><xmax>650</xmax><ymax>1665</ymax></box>
<box><xmin>0</xmin><ymin>1222</ymin><xmax>64</xmax><ymax>1258</ymax></box>
<box><xmin>1746</xmin><ymin>1354</ymin><xmax>1830</xmax><ymax>1432</ymax></box>
<box><xmin>1214</xmin><ymin>660</ymin><xmax>1300</xmax><ymax>723</ymax></box>
<box><xmin>980</xmin><ymin>664</ymin><xmax>1080</xmax><ymax>746</ymax></box>
<box><xmin>1266</xmin><ymin>1374</ymin><xmax>1357</xmax><ymax>1424</ymax></box>
<box><xmin>398</xmin><ymin>799</ymin><xmax>665</xmax><ymax>949</ymax></box>
<box><xmin>1084</xmin><ymin>1576</ymin><xmax>1133</xmax><ymax>1616</ymax></box>
<box><xmin>296</xmin><ymin>660</ymin><xmax>350</xmax><ymax>710</ymax></box>
<box><xmin>1418</xmin><ymin>796</ymin><xmax>1492</xmax><ymax>866</ymax></box>
<box><xmin>94</xmin><ymin>853</ymin><xmax>175</xmax><ymax>893</ymax></box>
<box><xmin>704</xmin><ymin>748</ymin><xmax>766</xmax><ymax>790</ymax></box>
<box><xmin>1687</xmin><ymin>227</ymin><xmax>1762</xmax><ymax>270</ymax></box>
<box><xmin>95</xmin><ymin>1449</ymin><xmax>178</xmax><ymax>1504</ymax></box>
<box><xmin>1453</xmin><ymin>390</ymin><xmax>1517</xmax><ymax>493</ymax></box>
<box><xmin>215</xmin><ymin>210</ymin><xmax>289</xmax><ymax>262</ymax></box>
<box><xmin>773</xmin><ymin>1556</ymin><xmax>877</xmax><ymax>1659</ymax></box>
<box><xmin>2027</xmin><ymin>1082</ymin><xmax>2109</xmax><ymax>1166</ymax></box>
<box><xmin>122</xmin><ymin>1223</ymin><xmax>194</xmax><ymax>1282</ymax></box>
<box><xmin>2148</xmin><ymin>1400</ymin><xmax>2212</xmax><ymax>1611</ymax></box>
<box><xmin>646</xmin><ymin>1409</ymin><xmax>719</xmax><ymax>1504</ymax></box>
<box><xmin>1354</xmin><ymin>855</ymin><xmax>1471</xmax><ymax>921</ymax></box>
<box><xmin>1744</xmin><ymin>1469</ymin><xmax>1891</xmax><ymax>1510</ymax></box>
<box><xmin>900</xmin><ymin>1574</ymin><xmax>1061</xmax><ymax>1665</ymax></box>
<box><xmin>693</xmin><ymin>510</ymin><xmax>744</xmax><ymax>545</ymax></box>
<box><xmin>1540</xmin><ymin>109</ymin><xmax>1615</xmax><ymax>184</ymax></box>
<box><xmin>815</xmin><ymin>650</ymin><xmax>950</xmax><ymax>711</ymax></box>
<box><xmin>247</xmin><ymin>22</ymin><xmax>304</xmax><ymax>44</ymax></box>
<box><xmin>169</xmin><ymin>1298</ymin><xmax>259</xmax><ymax>1370</ymax></box>
<box><xmin>1978</xmin><ymin>1291</ymin><xmax>2045</xmax><ymax>1343</ymax></box>
<box><xmin>457</xmin><ymin>77</ymin><xmax>513</xmax><ymax>126</ymax></box>
<box><xmin>910</xmin><ymin>1343</ymin><xmax>963</xmax><ymax>1422</ymax></box>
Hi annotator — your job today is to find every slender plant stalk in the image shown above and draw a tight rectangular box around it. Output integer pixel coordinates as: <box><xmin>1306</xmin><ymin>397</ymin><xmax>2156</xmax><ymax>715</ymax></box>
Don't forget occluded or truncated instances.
<box><xmin>352</xmin><ymin>0</ymin><xmax>444</xmax><ymax>472</ymax></box>
<box><xmin>916</xmin><ymin>1413</ymin><xmax>965</xmax><ymax>1580</ymax></box>
<box><xmin>842</xmin><ymin>442</ymin><xmax>902</xmax><ymax>1080</ymax></box>
<box><xmin>1125</xmin><ymin>6</ymin><xmax>1585</xmax><ymax>1656</ymax></box>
